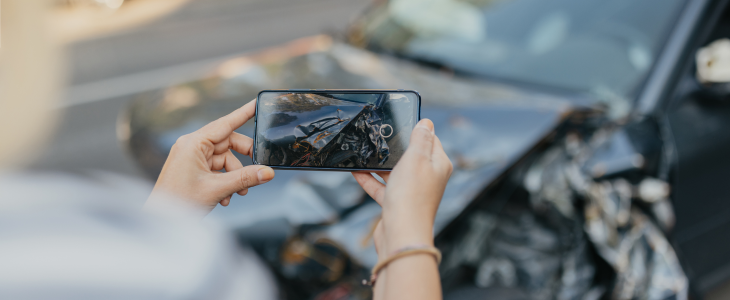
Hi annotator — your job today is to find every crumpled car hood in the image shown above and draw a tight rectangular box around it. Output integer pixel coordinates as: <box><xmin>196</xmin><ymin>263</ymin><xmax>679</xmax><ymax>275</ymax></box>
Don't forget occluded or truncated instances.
<box><xmin>256</xmin><ymin>93</ymin><xmax>394</xmax><ymax>168</ymax></box>
<box><xmin>121</xmin><ymin>35</ymin><xmax>580</xmax><ymax>267</ymax></box>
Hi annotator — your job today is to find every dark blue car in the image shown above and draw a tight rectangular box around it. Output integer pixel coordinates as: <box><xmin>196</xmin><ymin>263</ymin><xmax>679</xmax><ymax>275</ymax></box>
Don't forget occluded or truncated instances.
<box><xmin>121</xmin><ymin>0</ymin><xmax>730</xmax><ymax>298</ymax></box>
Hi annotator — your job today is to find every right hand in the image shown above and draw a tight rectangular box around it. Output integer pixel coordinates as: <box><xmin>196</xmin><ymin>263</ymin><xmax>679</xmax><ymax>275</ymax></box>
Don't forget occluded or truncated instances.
<box><xmin>146</xmin><ymin>100</ymin><xmax>275</xmax><ymax>217</ymax></box>
<box><xmin>352</xmin><ymin>119</ymin><xmax>453</xmax><ymax>254</ymax></box>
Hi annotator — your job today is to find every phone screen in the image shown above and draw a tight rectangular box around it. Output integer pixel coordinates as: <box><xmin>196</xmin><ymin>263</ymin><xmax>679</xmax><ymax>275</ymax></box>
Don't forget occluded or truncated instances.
<box><xmin>254</xmin><ymin>91</ymin><xmax>420</xmax><ymax>170</ymax></box>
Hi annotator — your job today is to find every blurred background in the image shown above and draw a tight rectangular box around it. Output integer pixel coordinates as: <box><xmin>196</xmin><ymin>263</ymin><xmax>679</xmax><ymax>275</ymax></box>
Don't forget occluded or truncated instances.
<box><xmin>36</xmin><ymin>0</ymin><xmax>368</xmax><ymax>176</ymax></box>
<box><xmin>20</xmin><ymin>0</ymin><xmax>730</xmax><ymax>299</ymax></box>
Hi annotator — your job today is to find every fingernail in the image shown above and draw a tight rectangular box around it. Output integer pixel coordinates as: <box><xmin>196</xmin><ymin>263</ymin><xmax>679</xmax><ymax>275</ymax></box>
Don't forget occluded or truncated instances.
<box><xmin>258</xmin><ymin>167</ymin><xmax>274</xmax><ymax>183</ymax></box>
<box><xmin>416</xmin><ymin>119</ymin><xmax>434</xmax><ymax>133</ymax></box>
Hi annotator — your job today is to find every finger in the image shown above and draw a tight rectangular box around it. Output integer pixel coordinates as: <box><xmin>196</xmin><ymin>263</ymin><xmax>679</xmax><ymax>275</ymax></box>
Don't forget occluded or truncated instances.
<box><xmin>209</xmin><ymin>151</ymin><xmax>240</xmax><ymax>171</ymax></box>
<box><xmin>209</xmin><ymin>153</ymin><xmax>227</xmax><ymax>171</ymax></box>
<box><xmin>432</xmin><ymin>134</ymin><xmax>453</xmax><ymax>175</ymax></box>
<box><xmin>373</xmin><ymin>220</ymin><xmax>386</xmax><ymax>255</ymax></box>
<box><xmin>217</xmin><ymin>165</ymin><xmax>275</xmax><ymax>196</ymax></box>
<box><xmin>213</xmin><ymin>132</ymin><xmax>254</xmax><ymax>156</ymax></box>
<box><xmin>361</xmin><ymin>215</ymin><xmax>381</xmax><ymax>248</ymax></box>
<box><xmin>374</xmin><ymin>171</ymin><xmax>390</xmax><ymax>183</ymax></box>
<box><xmin>229</xmin><ymin>132</ymin><xmax>254</xmax><ymax>157</ymax></box>
<box><xmin>237</xmin><ymin>189</ymin><xmax>248</xmax><ymax>196</ymax></box>
<box><xmin>220</xmin><ymin>195</ymin><xmax>231</xmax><ymax>207</ymax></box>
<box><xmin>352</xmin><ymin>172</ymin><xmax>386</xmax><ymax>205</ymax></box>
<box><xmin>224</xmin><ymin>150</ymin><xmax>244</xmax><ymax>172</ymax></box>
<box><xmin>404</xmin><ymin>119</ymin><xmax>435</xmax><ymax>160</ymax></box>
<box><xmin>198</xmin><ymin>99</ymin><xmax>256</xmax><ymax>143</ymax></box>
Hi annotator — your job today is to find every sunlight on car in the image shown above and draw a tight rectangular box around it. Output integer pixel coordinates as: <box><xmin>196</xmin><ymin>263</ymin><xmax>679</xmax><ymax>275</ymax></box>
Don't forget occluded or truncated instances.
<box><xmin>389</xmin><ymin>0</ymin><xmax>486</xmax><ymax>43</ymax></box>
<box><xmin>352</xmin><ymin>0</ymin><xmax>685</xmax><ymax>114</ymax></box>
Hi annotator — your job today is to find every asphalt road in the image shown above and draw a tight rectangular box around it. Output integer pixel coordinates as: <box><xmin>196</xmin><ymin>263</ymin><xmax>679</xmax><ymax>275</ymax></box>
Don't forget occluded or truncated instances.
<box><xmin>32</xmin><ymin>0</ymin><xmax>370</xmax><ymax>179</ymax></box>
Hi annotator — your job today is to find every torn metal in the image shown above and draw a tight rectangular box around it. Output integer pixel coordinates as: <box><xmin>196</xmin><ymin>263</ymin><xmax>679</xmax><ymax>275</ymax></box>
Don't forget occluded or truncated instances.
<box><xmin>257</xmin><ymin>93</ymin><xmax>391</xmax><ymax>168</ymax></box>
<box><xmin>440</xmin><ymin>127</ymin><xmax>687</xmax><ymax>300</ymax></box>
<box><xmin>525</xmin><ymin>129</ymin><xmax>687</xmax><ymax>299</ymax></box>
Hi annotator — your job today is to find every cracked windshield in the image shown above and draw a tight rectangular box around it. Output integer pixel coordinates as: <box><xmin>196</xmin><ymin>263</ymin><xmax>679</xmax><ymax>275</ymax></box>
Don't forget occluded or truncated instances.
<box><xmin>352</xmin><ymin>0</ymin><xmax>686</xmax><ymax>102</ymax></box>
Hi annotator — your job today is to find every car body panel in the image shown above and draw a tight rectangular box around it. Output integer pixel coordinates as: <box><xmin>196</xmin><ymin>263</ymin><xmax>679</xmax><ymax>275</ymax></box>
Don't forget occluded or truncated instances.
<box><xmin>121</xmin><ymin>34</ymin><xmax>574</xmax><ymax>269</ymax></box>
<box><xmin>120</xmin><ymin>0</ymin><xmax>730</xmax><ymax>295</ymax></box>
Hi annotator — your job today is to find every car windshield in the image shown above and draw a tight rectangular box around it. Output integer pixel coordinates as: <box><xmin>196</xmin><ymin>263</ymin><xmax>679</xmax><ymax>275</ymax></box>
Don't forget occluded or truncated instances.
<box><xmin>350</xmin><ymin>0</ymin><xmax>687</xmax><ymax>103</ymax></box>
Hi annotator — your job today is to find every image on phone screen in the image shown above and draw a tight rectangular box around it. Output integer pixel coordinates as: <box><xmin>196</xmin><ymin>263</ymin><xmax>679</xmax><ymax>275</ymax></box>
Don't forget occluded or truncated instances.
<box><xmin>254</xmin><ymin>91</ymin><xmax>420</xmax><ymax>170</ymax></box>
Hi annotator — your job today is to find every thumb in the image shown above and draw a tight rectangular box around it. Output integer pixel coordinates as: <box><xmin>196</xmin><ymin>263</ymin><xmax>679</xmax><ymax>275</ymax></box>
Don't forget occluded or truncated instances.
<box><xmin>217</xmin><ymin>165</ymin><xmax>275</xmax><ymax>196</ymax></box>
<box><xmin>404</xmin><ymin>119</ymin><xmax>435</xmax><ymax>160</ymax></box>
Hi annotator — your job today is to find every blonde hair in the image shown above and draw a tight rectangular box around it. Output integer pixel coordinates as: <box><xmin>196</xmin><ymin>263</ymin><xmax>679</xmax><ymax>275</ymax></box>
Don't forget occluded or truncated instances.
<box><xmin>0</xmin><ymin>0</ymin><xmax>62</xmax><ymax>168</ymax></box>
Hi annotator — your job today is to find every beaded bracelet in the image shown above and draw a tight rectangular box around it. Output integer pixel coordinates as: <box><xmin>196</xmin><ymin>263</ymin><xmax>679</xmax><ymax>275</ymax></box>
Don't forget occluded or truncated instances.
<box><xmin>362</xmin><ymin>244</ymin><xmax>442</xmax><ymax>287</ymax></box>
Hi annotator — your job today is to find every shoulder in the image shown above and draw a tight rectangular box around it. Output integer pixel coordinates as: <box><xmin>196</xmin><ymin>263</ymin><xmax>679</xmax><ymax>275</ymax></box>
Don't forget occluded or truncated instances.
<box><xmin>0</xmin><ymin>171</ymin><xmax>275</xmax><ymax>299</ymax></box>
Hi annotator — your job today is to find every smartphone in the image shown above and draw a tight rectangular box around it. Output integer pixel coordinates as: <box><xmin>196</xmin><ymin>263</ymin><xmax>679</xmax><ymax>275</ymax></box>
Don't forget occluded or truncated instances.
<box><xmin>253</xmin><ymin>89</ymin><xmax>421</xmax><ymax>171</ymax></box>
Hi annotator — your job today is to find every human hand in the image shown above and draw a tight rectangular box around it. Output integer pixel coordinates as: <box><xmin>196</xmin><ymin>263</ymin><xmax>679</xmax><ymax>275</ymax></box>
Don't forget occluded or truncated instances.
<box><xmin>353</xmin><ymin>118</ymin><xmax>452</xmax><ymax>254</ymax></box>
<box><xmin>145</xmin><ymin>99</ymin><xmax>274</xmax><ymax>216</ymax></box>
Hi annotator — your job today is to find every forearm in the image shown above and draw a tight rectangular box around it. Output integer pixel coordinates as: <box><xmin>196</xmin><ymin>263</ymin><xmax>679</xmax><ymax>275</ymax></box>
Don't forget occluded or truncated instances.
<box><xmin>378</xmin><ymin>208</ymin><xmax>442</xmax><ymax>300</ymax></box>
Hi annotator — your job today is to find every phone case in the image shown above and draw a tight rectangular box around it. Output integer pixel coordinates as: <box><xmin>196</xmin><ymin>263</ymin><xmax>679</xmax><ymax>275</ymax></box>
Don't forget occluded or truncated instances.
<box><xmin>252</xmin><ymin>89</ymin><xmax>421</xmax><ymax>172</ymax></box>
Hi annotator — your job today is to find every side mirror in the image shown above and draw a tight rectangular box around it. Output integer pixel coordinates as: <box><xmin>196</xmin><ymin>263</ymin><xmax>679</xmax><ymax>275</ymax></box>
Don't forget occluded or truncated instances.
<box><xmin>695</xmin><ymin>38</ymin><xmax>730</xmax><ymax>100</ymax></box>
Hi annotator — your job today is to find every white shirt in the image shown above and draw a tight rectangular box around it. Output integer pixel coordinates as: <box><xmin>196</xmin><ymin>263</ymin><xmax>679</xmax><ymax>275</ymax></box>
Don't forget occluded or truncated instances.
<box><xmin>0</xmin><ymin>171</ymin><xmax>276</xmax><ymax>300</ymax></box>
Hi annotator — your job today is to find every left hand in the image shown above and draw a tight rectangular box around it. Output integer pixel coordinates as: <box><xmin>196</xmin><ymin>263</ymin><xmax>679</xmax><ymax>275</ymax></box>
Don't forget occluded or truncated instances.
<box><xmin>352</xmin><ymin>119</ymin><xmax>451</xmax><ymax>299</ymax></box>
<box><xmin>146</xmin><ymin>99</ymin><xmax>275</xmax><ymax>216</ymax></box>
<box><xmin>353</xmin><ymin>119</ymin><xmax>451</xmax><ymax>254</ymax></box>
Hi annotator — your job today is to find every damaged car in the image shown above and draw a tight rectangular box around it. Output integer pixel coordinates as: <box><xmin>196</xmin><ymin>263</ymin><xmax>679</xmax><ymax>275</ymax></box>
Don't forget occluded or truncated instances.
<box><xmin>255</xmin><ymin>92</ymin><xmax>414</xmax><ymax>169</ymax></box>
<box><xmin>119</xmin><ymin>0</ymin><xmax>730</xmax><ymax>299</ymax></box>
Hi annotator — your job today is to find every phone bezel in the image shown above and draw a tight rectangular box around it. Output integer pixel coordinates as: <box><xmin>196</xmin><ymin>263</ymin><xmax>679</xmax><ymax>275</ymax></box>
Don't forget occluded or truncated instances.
<box><xmin>252</xmin><ymin>89</ymin><xmax>422</xmax><ymax>172</ymax></box>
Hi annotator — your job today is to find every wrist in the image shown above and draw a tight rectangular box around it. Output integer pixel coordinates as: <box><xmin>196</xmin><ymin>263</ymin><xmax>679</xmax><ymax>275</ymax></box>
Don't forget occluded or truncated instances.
<box><xmin>385</xmin><ymin>234</ymin><xmax>434</xmax><ymax>253</ymax></box>
<box><xmin>382</xmin><ymin>206</ymin><xmax>435</xmax><ymax>232</ymax></box>
<box><xmin>382</xmin><ymin>216</ymin><xmax>434</xmax><ymax>252</ymax></box>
